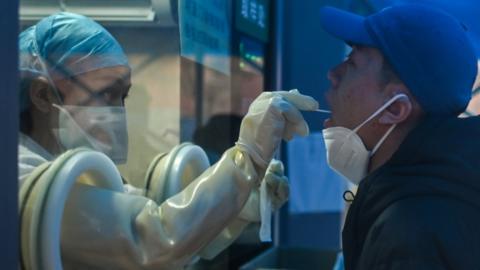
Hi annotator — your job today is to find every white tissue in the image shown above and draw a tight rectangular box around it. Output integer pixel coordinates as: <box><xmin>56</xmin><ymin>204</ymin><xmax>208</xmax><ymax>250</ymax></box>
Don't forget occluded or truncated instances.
<box><xmin>259</xmin><ymin>179</ymin><xmax>272</xmax><ymax>242</ymax></box>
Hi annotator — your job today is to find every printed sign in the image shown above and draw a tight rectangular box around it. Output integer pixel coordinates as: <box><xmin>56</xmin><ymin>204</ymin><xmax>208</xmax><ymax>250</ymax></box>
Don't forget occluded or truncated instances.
<box><xmin>179</xmin><ymin>0</ymin><xmax>231</xmax><ymax>75</ymax></box>
<box><xmin>235</xmin><ymin>0</ymin><xmax>269</xmax><ymax>42</ymax></box>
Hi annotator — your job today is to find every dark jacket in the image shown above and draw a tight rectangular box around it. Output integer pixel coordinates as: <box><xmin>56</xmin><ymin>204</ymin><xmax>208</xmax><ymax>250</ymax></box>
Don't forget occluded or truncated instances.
<box><xmin>343</xmin><ymin>116</ymin><xmax>480</xmax><ymax>270</ymax></box>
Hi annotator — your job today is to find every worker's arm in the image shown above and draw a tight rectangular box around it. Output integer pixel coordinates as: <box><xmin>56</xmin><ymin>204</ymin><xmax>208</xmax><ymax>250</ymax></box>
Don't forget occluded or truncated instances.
<box><xmin>61</xmin><ymin>147</ymin><xmax>257</xmax><ymax>270</ymax></box>
<box><xmin>198</xmin><ymin>159</ymin><xmax>289</xmax><ymax>259</ymax></box>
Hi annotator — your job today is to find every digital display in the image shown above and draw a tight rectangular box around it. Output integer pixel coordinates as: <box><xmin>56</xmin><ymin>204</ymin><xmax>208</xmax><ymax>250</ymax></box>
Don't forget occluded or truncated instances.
<box><xmin>239</xmin><ymin>35</ymin><xmax>264</xmax><ymax>72</ymax></box>
<box><xmin>235</xmin><ymin>0</ymin><xmax>269</xmax><ymax>42</ymax></box>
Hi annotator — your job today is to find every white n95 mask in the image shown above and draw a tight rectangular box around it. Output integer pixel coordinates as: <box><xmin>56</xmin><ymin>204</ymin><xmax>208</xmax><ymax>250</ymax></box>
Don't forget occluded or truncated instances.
<box><xmin>53</xmin><ymin>104</ymin><xmax>129</xmax><ymax>164</ymax></box>
<box><xmin>322</xmin><ymin>94</ymin><xmax>407</xmax><ymax>184</ymax></box>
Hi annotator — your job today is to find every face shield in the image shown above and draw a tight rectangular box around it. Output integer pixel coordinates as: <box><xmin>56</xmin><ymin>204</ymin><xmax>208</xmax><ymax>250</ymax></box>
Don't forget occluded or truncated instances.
<box><xmin>19</xmin><ymin>12</ymin><xmax>131</xmax><ymax>164</ymax></box>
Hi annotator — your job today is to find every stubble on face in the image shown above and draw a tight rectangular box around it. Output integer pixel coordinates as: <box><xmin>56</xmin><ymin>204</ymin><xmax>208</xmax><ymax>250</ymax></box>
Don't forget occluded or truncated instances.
<box><xmin>324</xmin><ymin>46</ymin><xmax>387</xmax><ymax>131</ymax></box>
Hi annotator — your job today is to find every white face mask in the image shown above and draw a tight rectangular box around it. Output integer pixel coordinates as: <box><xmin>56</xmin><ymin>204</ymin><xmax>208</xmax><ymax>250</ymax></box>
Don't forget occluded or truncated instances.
<box><xmin>53</xmin><ymin>104</ymin><xmax>129</xmax><ymax>164</ymax></box>
<box><xmin>322</xmin><ymin>94</ymin><xmax>408</xmax><ymax>184</ymax></box>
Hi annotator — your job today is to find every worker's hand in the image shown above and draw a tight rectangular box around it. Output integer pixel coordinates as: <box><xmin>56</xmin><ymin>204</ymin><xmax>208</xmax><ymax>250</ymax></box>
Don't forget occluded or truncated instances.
<box><xmin>238</xmin><ymin>159</ymin><xmax>289</xmax><ymax>222</ymax></box>
<box><xmin>236</xmin><ymin>89</ymin><xmax>318</xmax><ymax>169</ymax></box>
<box><xmin>264</xmin><ymin>159</ymin><xmax>289</xmax><ymax>210</ymax></box>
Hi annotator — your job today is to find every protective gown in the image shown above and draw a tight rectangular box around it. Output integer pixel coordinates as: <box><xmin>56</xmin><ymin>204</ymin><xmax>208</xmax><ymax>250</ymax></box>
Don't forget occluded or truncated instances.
<box><xmin>20</xmin><ymin>138</ymin><xmax>262</xmax><ymax>269</ymax></box>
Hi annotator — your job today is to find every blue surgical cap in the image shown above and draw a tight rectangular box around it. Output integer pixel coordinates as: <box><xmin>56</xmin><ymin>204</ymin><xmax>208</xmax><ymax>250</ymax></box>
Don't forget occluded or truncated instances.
<box><xmin>19</xmin><ymin>12</ymin><xmax>129</xmax><ymax>110</ymax></box>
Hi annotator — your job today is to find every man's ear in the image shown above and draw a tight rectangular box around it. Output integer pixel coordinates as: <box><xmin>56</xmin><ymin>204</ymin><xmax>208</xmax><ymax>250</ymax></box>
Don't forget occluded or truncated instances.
<box><xmin>29</xmin><ymin>77</ymin><xmax>57</xmax><ymax>113</ymax></box>
<box><xmin>379</xmin><ymin>84</ymin><xmax>412</xmax><ymax>125</ymax></box>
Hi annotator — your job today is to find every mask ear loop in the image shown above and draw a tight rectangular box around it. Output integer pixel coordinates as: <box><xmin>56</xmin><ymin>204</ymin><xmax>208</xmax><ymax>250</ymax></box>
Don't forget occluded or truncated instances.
<box><xmin>34</xmin><ymin>57</ymin><xmax>64</xmax><ymax>106</ymax></box>
<box><xmin>352</xmin><ymin>93</ymin><xmax>408</xmax><ymax>133</ymax></box>
<box><xmin>349</xmin><ymin>94</ymin><xmax>408</xmax><ymax>155</ymax></box>
<box><xmin>31</xmin><ymin>42</ymin><xmax>69</xmax><ymax>153</ymax></box>
<box><xmin>370</xmin><ymin>124</ymin><xmax>396</xmax><ymax>156</ymax></box>
<box><xmin>370</xmin><ymin>94</ymin><xmax>409</xmax><ymax>156</ymax></box>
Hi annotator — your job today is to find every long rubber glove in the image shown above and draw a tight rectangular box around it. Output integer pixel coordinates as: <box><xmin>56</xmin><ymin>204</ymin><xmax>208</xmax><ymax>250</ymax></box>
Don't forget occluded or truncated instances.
<box><xmin>60</xmin><ymin>147</ymin><xmax>257</xmax><ymax>270</ymax></box>
<box><xmin>198</xmin><ymin>159</ymin><xmax>289</xmax><ymax>259</ymax></box>
<box><xmin>236</xmin><ymin>89</ymin><xmax>318</xmax><ymax>170</ymax></box>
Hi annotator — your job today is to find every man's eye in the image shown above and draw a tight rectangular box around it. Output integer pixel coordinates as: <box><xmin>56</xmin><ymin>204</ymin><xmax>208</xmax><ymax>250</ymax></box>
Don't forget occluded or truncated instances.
<box><xmin>343</xmin><ymin>51</ymin><xmax>351</xmax><ymax>60</ymax></box>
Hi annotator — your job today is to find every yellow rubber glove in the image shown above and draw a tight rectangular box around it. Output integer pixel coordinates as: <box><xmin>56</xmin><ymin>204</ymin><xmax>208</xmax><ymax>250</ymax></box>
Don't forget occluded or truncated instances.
<box><xmin>238</xmin><ymin>159</ymin><xmax>289</xmax><ymax>222</ymax></box>
<box><xmin>59</xmin><ymin>147</ymin><xmax>258</xmax><ymax>269</ymax></box>
<box><xmin>236</xmin><ymin>89</ymin><xmax>318</xmax><ymax>169</ymax></box>
<box><xmin>198</xmin><ymin>158</ymin><xmax>289</xmax><ymax>258</ymax></box>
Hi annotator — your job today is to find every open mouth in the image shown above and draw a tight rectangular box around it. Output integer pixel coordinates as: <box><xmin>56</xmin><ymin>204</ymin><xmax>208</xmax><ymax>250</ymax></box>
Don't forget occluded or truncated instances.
<box><xmin>323</xmin><ymin>89</ymin><xmax>334</xmax><ymax>129</ymax></box>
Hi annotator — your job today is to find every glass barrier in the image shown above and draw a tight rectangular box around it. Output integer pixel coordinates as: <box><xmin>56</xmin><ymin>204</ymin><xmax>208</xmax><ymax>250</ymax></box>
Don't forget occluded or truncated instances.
<box><xmin>18</xmin><ymin>0</ymin><xmax>271</xmax><ymax>269</ymax></box>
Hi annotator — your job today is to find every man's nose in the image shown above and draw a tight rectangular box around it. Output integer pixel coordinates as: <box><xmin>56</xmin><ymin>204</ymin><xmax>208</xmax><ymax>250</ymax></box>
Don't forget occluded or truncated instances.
<box><xmin>327</xmin><ymin>63</ymin><xmax>345</xmax><ymax>89</ymax></box>
<box><xmin>327</xmin><ymin>69</ymin><xmax>339</xmax><ymax>89</ymax></box>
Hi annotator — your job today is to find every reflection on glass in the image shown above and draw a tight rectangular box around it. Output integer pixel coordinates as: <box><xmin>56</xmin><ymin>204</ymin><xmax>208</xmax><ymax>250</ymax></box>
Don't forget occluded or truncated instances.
<box><xmin>111</xmin><ymin>27</ymin><xmax>181</xmax><ymax>187</ymax></box>
<box><xmin>18</xmin><ymin>0</ymin><xmax>272</xmax><ymax>268</ymax></box>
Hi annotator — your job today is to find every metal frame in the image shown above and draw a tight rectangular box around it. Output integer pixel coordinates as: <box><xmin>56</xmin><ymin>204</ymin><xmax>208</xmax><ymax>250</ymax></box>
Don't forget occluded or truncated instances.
<box><xmin>0</xmin><ymin>0</ymin><xmax>19</xmax><ymax>268</ymax></box>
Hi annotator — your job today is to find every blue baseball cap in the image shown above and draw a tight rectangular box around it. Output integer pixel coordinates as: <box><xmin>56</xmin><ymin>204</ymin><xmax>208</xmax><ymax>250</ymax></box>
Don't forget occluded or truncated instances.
<box><xmin>320</xmin><ymin>4</ymin><xmax>478</xmax><ymax>115</ymax></box>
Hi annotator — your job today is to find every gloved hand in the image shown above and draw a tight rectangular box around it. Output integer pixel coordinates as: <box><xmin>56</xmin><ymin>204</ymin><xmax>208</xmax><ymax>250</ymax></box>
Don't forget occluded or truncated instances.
<box><xmin>197</xmin><ymin>159</ymin><xmax>287</xmax><ymax>258</ymax></box>
<box><xmin>236</xmin><ymin>89</ymin><xmax>318</xmax><ymax>169</ymax></box>
<box><xmin>238</xmin><ymin>159</ymin><xmax>289</xmax><ymax>222</ymax></box>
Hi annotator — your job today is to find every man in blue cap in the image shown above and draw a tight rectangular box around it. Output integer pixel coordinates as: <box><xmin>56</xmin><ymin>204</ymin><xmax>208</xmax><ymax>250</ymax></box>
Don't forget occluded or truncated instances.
<box><xmin>320</xmin><ymin>4</ymin><xmax>480</xmax><ymax>270</ymax></box>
